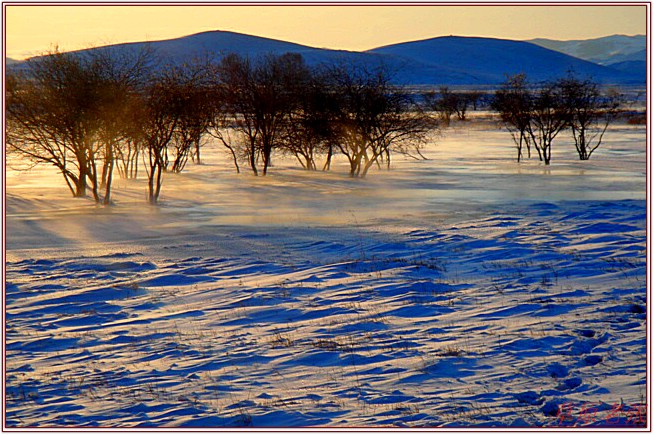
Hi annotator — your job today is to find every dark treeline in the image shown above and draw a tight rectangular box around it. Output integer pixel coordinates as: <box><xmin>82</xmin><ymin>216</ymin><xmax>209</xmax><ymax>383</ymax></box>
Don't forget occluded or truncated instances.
<box><xmin>6</xmin><ymin>47</ymin><xmax>626</xmax><ymax>205</ymax></box>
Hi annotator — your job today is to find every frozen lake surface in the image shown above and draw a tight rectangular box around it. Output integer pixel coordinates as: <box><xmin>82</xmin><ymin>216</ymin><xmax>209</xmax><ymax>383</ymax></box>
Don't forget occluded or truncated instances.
<box><xmin>5</xmin><ymin>122</ymin><xmax>647</xmax><ymax>427</ymax></box>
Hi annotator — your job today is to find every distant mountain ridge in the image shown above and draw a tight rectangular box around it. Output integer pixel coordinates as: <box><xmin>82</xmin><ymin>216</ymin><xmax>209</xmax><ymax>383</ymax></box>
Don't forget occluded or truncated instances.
<box><xmin>15</xmin><ymin>30</ymin><xmax>644</xmax><ymax>86</ymax></box>
<box><xmin>526</xmin><ymin>35</ymin><xmax>647</xmax><ymax>87</ymax></box>
<box><xmin>528</xmin><ymin>35</ymin><xmax>646</xmax><ymax>66</ymax></box>
<box><xmin>367</xmin><ymin>35</ymin><xmax>638</xmax><ymax>85</ymax></box>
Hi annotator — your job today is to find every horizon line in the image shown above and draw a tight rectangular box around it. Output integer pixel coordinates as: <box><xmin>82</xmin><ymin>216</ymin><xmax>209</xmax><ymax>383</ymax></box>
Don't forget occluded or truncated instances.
<box><xmin>6</xmin><ymin>29</ymin><xmax>647</xmax><ymax>61</ymax></box>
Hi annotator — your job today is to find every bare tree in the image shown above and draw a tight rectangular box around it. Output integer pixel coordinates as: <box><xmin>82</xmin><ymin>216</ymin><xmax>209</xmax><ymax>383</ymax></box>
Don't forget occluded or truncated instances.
<box><xmin>7</xmin><ymin>50</ymin><xmax>95</xmax><ymax>198</ymax></box>
<box><xmin>526</xmin><ymin>81</ymin><xmax>570</xmax><ymax>165</ymax></box>
<box><xmin>559</xmin><ymin>75</ymin><xmax>622</xmax><ymax>160</ymax></box>
<box><xmin>280</xmin><ymin>70</ymin><xmax>338</xmax><ymax>170</ymax></box>
<box><xmin>218</xmin><ymin>53</ymin><xmax>310</xmax><ymax>176</ymax></box>
<box><xmin>168</xmin><ymin>60</ymin><xmax>215</xmax><ymax>173</ymax></box>
<box><xmin>92</xmin><ymin>47</ymin><xmax>154</xmax><ymax>203</ymax></box>
<box><xmin>467</xmin><ymin>90</ymin><xmax>483</xmax><ymax>111</ymax></box>
<box><xmin>207</xmin><ymin>112</ymin><xmax>242</xmax><ymax>174</ymax></box>
<box><xmin>115</xmin><ymin>112</ymin><xmax>143</xmax><ymax>180</ymax></box>
<box><xmin>217</xmin><ymin>54</ymin><xmax>258</xmax><ymax>175</ymax></box>
<box><xmin>424</xmin><ymin>86</ymin><xmax>455</xmax><ymax>125</ymax></box>
<box><xmin>136</xmin><ymin>72</ymin><xmax>183</xmax><ymax>204</ymax></box>
<box><xmin>6</xmin><ymin>47</ymin><xmax>151</xmax><ymax>203</ymax></box>
<box><xmin>329</xmin><ymin>63</ymin><xmax>437</xmax><ymax>177</ymax></box>
<box><xmin>424</xmin><ymin>87</ymin><xmax>478</xmax><ymax>123</ymax></box>
<box><xmin>492</xmin><ymin>74</ymin><xmax>534</xmax><ymax>162</ymax></box>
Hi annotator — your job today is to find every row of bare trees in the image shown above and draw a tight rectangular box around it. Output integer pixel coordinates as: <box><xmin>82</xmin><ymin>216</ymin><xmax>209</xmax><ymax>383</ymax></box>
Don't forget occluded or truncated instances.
<box><xmin>216</xmin><ymin>53</ymin><xmax>437</xmax><ymax>177</ymax></box>
<box><xmin>6</xmin><ymin>48</ymin><xmax>438</xmax><ymax>204</ymax></box>
<box><xmin>424</xmin><ymin>87</ymin><xmax>483</xmax><ymax>124</ymax></box>
<box><xmin>6</xmin><ymin>48</ymin><xmax>147</xmax><ymax>204</ymax></box>
<box><xmin>5</xmin><ymin>46</ymin><xmax>625</xmax><ymax>206</ymax></box>
<box><xmin>492</xmin><ymin>73</ymin><xmax>622</xmax><ymax>164</ymax></box>
<box><xmin>5</xmin><ymin>47</ymin><xmax>183</xmax><ymax>205</ymax></box>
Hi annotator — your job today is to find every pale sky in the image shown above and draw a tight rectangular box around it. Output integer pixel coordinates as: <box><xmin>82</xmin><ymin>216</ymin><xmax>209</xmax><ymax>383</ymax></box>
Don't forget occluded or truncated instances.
<box><xmin>4</xmin><ymin>4</ymin><xmax>648</xmax><ymax>60</ymax></box>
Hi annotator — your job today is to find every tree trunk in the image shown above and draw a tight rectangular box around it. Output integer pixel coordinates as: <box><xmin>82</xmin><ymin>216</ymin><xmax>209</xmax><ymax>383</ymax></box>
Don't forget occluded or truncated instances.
<box><xmin>103</xmin><ymin>160</ymin><xmax>114</xmax><ymax>205</ymax></box>
<box><xmin>194</xmin><ymin>140</ymin><xmax>201</xmax><ymax>164</ymax></box>
<box><xmin>75</xmin><ymin>151</ymin><xmax>89</xmax><ymax>197</ymax></box>
<box><xmin>100</xmin><ymin>142</ymin><xmax>112</xmax><ymax>188</ymax></box>
<box><xmin>249</xmin><ymin>139</ymin><xmax>258</xmax><ymax>176</ymax></box>
<box><xmin>103</xmin><ymin>144</ymin><xmax>115</xmax><ymax>205</ymax></box>
<box><xmin>349</xmin><ymin>159</ymin><xmax>357</xmax><ymax>177</ymax></box>
<box><xmin>74</xmin><ymin>173</ymin><xmax>87</xmax><ymax>197</ymax></box>
<box><xmin>262</xmin><ymin>142</ymin><xmax>272</xmax><ymax>176</ymax></box>
<box><xmin>154</xmin><ymin>163</ymin><xmax>163</xmax><ymax>202</ymax></box>
<box><xmin>88</xmin><ymin>159</ymin><xmax>100</xmax><ymax>202</ymax></box>
<box><xmin>322</xmin><ymin>144</ymin><xmax>333</xmax><ymax>171</ymax></box>
<box><xmin>543</xmin><ymin>142</ymin><xmax>551</xmax><ymax>165</ymax></box>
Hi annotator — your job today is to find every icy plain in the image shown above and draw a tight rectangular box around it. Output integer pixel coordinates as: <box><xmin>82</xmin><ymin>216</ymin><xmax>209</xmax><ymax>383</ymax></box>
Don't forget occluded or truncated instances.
<box><xmin>5</xmin><ymin>120</ymin><xmax>648</xmax><ymax>427</ymax></box>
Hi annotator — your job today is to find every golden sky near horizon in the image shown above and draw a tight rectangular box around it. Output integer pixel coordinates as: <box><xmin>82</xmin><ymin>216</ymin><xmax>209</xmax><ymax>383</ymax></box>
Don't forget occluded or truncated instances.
<box><xmin>4</xmin><ymin>4</ymin><xmax>648</xmax><ymax>60</ymax></box>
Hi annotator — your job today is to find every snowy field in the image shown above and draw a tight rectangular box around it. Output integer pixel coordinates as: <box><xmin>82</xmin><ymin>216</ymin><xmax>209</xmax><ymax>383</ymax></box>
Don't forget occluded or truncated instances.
<box><xmin>4</xmin><ymin>120</ymin><xmax>648</xmax><ymax>427</ymax></box>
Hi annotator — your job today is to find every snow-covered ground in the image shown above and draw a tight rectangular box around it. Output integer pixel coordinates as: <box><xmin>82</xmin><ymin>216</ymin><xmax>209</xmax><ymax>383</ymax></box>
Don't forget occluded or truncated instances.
<box><xmin>4</xmin><ymin>121</ymin><xmax>648</xmax><ymax>427</ymax></box>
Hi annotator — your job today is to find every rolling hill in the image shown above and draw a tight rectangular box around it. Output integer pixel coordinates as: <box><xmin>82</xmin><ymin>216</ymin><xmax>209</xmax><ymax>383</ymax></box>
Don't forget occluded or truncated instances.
<box><xmin>367</xmin><ymin>35</ymin><xmax>641</xmax><ymax>85</ymax></box>
<box><xmin>18</xmin><ymin>30</ymin><xmax>643</xmax><ymax>86</ymax></box>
